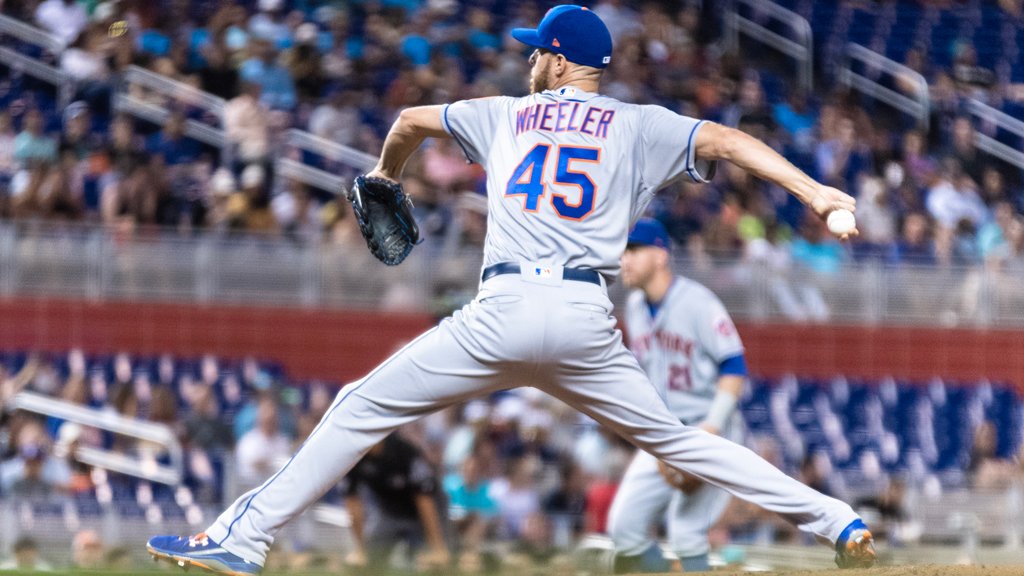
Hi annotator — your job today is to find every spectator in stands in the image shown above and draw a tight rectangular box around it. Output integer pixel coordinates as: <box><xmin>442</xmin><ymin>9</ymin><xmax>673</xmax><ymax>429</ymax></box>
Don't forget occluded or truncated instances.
<box><xmin>236</xmin><ymin>163</ymin><xmax>276</xmax><ymax>233</ymax></box>
<box><xmin>979</xmin><ymin>165</ymin><xmax>1011</xmax><ymax>206</ymax></box>
<box><xmin>284</xmin><ymin>23</ymin><xmax>326</xmax><ymax>102</ymax></box>
<box><xmin>592</xmin><ymin>0</ymin><xmax>641</xmax><ymax>43</ymax></box>
<box><xmin>798</xmin><ymin>453</ymin><xmax>835</xmax><ymax>497</ymax></box>
<box><xmin>853</xmin><ymin>176</ymin><xmax>897</xmax><ymax>258</ymax></box>
<box><xmin>36</xmin><ymin>148</ymin><xmax>85</xmax><ymax>221</ymax></box>
<box><xmin>0</xmin><ymin>418</ymin><xmax>71</xmax><ymax>497</ymax></box>
<box><xmin>946</xmin><ymin>117</ymin><xmax>985</xmax><ymax>184</ymax></box>
<box><xmin>206</xmin><ymin>167</ymin><xmax>237</xmax><ymax>231</ymax></box>
<box><xmin>60</xmin><ymin>26</ymin><xmax>112</xmax><ymax>88</ymax></box>
<box><xmin>926</xmin><ymin>158</ymin><xmax>988</xmax><ymax>232</ymax></box>
<box><xmin>248</xmin><ymin>0</ymin><xmax>291</xmax><ymax>50</ymax></box>
<box><xmin>34</xmin><ymin>0</ymin><xmax>88</xmax><ymax>48</ymax></box>
<box><xmin>0</xmin><ymin>536</ymin><xmax>53</xmax><ymax>571</ymax></box>
<box><xmin>9</xmin><ymin>165</ymin><xmax>47</xmax><ymax>220</ymax></box>
<box><xmin>147</xmin><ymin>111</ymin><xmax>199</xmax><ymax>167</ymax></box>
<box><xmin>978</xmin><ymin>201</ymin><xmax>1017</xmax><ymax>263</ymax></box>
<box><xmin>308</xmin><ymin>86</ymin><xmax>361</xmax><ymax>148</ymax></box>
<box><xmin>900</xmin><ymin>130</ymin><xmax>938</xmax><ymax>189</ymax></box>
<box><xmin>773</xmin><ymin>90</ymin><xmax>817</xmax><ymax>143</ymax></box>
<box><xmin>272</xmin><ymin>179</ymin><xmax>319</xmax><ymax>242</ymax></box>
<box><xmin>184</xmin><ymin>385</ymin><xmax>233</xmax><ymax>503</ymax></box>
<box><xmin>790</xmin><ymin>214</ymin><xmax>845</xmax><ymax>276</ymax></box>
<box><xmin>855</xmin><ymin>479</ymin><xmax>906</xmax><ymax>543</ymax></box>
<box><xmin>14</xmin><ymin>110</ymin><xmax>58</xmax><ymax>169</ymax></box>
<box><xmin>967</xmin><ymin>419</ymin><xmax>1018</xmax><ymax>490</ymax></box>
<box><xmin>240</xmin><ymin>39</ymin><xmax>298</xmax><ymax>111</ymax></box>
<box><xmin>448</xmin><ymin>191</ymin><xmax>488</xmax><ymax>251</ymax></box>
<box><xmin>59</xmin><ymin>102</ymin><xmax>100</xmax><ymax>162</ymax></box>
<box><xmin>422</xmin><ymin>138</ymin><xmax>481</xmax><ymax>193</ymax></box>
<box><xmin>490</xmin><ymin>455</ymin><xmax>540</xmax><ymax>541</ymax></box>
<box><xmin>543</xmin><ymin>461</ymin><xmax>587</xmax><ymax>541</ymax></box>
<box><xmin>184</xmin><ymin>385</ymin><xmax>233</xmax><ymax>453</ymax></box>
<box><xmin>235</xmin><ymin>395</ymin><xmax>291</xmax><ymax>488</ymax></box>
<box><xmin>815</xmin><ymin>116</ymin><xmax>871</xmax><ymax>191</ymax></box>
<box><xmin>890</xmin><ymin>212</ymin><xmax>938</xmax><ymax>265</ymax></box>
<box><xmin>224</xmin><ymin>82</ymin><xmax>271</xmax><ymax>169</ymax></box>
<box><xmin>102</xmin><ymin>115</ymin><xmax>144</xmax><ymax>176</ymax></box>
<box><xmin>723</xmin><ymin>73</ymin><xmax>775</xmax><ymax>137</ymax></box>
<box><xmin>71</xmin><ymin>529</ymin><xmax>104</xmax><ymax>570</ymax></box>
<box><xmin>342</xmin><ymin>433</ymin><xmax>449</xmax><ymax>572</ymax></box>
<box><xmin>445</xmin><ymin>451</ymin><xmax>499</xmax><ymax>554</ymax></box>
<box><xmin>950</xmin><ymin>41</ymin><xmax>996</xmax><ymax>95</ymax></box>
<box><xmin>196</xmin><ymin>41</ymin><xmax>240</xmax><ymax>101</ymax></box>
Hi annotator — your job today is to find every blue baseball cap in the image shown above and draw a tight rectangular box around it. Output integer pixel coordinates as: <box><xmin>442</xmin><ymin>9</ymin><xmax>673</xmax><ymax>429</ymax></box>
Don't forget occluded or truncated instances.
<box><xmin>511</xmin><ymin>5</ymin><xmax>613</xmax><ymax>69</ymax></box>
<box><xmin>627</xmin><ymin>218</ymin><xmax>671</xmax><ymax>250</ymax></box>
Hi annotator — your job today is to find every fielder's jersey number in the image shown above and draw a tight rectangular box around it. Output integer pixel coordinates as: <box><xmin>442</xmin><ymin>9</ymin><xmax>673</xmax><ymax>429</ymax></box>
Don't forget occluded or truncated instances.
<box><xmin>506</xmin><ymin>144</ymin><xmax>601</xmax><ymax>221</ymax></box>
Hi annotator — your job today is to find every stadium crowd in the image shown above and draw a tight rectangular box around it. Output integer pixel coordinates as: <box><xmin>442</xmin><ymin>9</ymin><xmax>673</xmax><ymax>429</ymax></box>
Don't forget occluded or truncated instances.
<box><xmin>2</xmin><ymin>0</ymin><xmax>1024</xmax><ymax>570</ymax></box>
<box><xmin>2</xmin><ymin>346</ymin><xmax>1023</xmax><ymax>571</ymax></box>
<box><xmin>0</xmin><ymin>0</ymin><xmax>1023</xmax><ymax>271</ymax></box>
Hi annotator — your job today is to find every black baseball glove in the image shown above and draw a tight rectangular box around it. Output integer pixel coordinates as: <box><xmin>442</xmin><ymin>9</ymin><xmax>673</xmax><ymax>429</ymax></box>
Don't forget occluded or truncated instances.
<box><xmin>347</xmin><ymin>175</ymin><xmax>420</xmax><ymax>266</ymax></box>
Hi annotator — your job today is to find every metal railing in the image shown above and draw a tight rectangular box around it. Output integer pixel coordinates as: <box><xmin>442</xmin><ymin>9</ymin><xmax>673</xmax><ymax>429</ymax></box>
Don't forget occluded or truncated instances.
<box><xmin>0</xmin><ymin>46</ymin><xmax>73</xmax><ymax>108</ymax></box>
<box><xmin>0</xmin><ymin>13</ymin><xmax>63</xmax><ymax>53</ymax></box>
<box><xmin>276</xmin><ymin>129</ymin><xmax>377</xmax><ymax>195</ymax></box>
<box><xmin>725</xmin><ymin>0</ymin><xmax>814</xmax><ymax>91</ymax></box>
<box><xmin>840</xmin><ymin>43</ymin><xmax>930</xmax><ymax>130</ymax></box>
<box><xmin>3</xmin><ymin>221</ymin><xmax>1024</xmax><ymax>327</ymax></box>
<box><xmin>966</xmin><ymin>98</ymin><xmax>1024</xmax><ymax>170</ymax></box>
<box><xmin>113</xmin><ymin>65</ymin><xmax>227</xmax><ymax>150</ymax></box>
<box><xmin>5</xmin><ymin>391</ymin><xmax>184</xmax><ymax>486</ymax></box>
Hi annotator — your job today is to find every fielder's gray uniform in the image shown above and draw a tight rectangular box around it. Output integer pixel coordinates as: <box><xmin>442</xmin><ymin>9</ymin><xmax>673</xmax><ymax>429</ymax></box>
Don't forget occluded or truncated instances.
<box><xmin>609</xmin><ymin>277</ymin><xmax>746</xmax><ymax>559</ymax></box>
<box><xmin>203</xmin><ymin>88</ymin><xmax>858</xmax><ymax>565</ymax></box>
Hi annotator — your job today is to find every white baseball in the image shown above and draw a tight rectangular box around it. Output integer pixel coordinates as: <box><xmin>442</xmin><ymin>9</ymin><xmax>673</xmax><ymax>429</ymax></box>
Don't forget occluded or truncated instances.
<box><xmin>827</xmin><ymin>209</ymin><xmax>856</xmax><ymax>236</ymax></box>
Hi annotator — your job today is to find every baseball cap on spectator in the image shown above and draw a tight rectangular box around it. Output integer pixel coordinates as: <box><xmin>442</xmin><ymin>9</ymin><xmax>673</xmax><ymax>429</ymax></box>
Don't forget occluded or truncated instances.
<box><xmin>92</xmin><ymin>2</ymin><xmax>116</xmax><ymax>23</ymax></box>
<box><xmin>258</xmin><ymin>0</ymin><xmax>283</xmax><ymax>12</ymax></box>
<box><xmin>64</xmin><ymin>101</ymin><xmax>89</xmax><ymax>124</ymax></box>
<box><xmin>295</xmin><ymin>23</ymin><xmax>318</xmax><ymax>45</ymax></box>
<box><xmin>210</xmin><ymin>168</ymin><xmax>236</xmax><ymax>197</ymax></box>
<box><xmin>241</xmin><ymin>164</ymin><xmax>265</xmax><ymax>189</ymax></box>
<box><xmin>511</xmin><ymin>5</ymin><xmax>613</xmax><ymax>69</ymax></box>
<box><xmin>627</xmin><ymin>218</ymin><xmax>671</xmax><ymax>250</ymax></box>
<box><xmin>137</xmin><ymin>30</ymin><xmax>171</xmax><ymax>57</ymax></box>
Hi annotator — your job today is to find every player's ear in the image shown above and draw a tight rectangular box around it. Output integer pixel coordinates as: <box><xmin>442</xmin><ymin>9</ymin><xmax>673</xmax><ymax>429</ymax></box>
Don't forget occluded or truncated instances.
<box><xmin>657</xmin><ymin>248</ymin><xmax>671</xmax><ymax>269</ymax></box>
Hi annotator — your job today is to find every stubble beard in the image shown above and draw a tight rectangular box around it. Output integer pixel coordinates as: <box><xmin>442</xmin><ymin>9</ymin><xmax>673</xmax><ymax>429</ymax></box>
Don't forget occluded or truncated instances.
<box><xmin>530</xmin><ymin>60</ymin><xmax>552</xmax><ymax>94</ymax></box>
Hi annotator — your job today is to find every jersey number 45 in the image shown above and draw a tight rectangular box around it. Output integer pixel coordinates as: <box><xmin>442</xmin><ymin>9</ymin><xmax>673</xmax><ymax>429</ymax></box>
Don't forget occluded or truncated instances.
<box><xmin>505</xmin><ymin>144</ymin><xmax>600</xmax><ymax>221</ymax></box>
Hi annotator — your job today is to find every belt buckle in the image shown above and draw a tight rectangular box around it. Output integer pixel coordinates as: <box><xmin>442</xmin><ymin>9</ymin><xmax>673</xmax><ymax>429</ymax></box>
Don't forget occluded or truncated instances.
<box><xmin>519</xmin><ymin>261</ymin><xmax>564</xmax><ymax>286</ymax></box>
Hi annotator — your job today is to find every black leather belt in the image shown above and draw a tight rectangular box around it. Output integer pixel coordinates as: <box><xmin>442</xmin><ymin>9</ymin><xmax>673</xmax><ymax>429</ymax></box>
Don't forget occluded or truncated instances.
<box><xmin>482</xmin><ymin>262</ymin><xmax>601</xmax><ymax>286</ymax></box>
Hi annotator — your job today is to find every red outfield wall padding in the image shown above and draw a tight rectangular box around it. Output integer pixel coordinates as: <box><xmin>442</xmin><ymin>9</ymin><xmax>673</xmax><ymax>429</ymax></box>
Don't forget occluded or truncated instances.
<box><xmin>0</xmin><ymin>297</ymin><xmax>1021</xmax><ymax>389</ymax></box>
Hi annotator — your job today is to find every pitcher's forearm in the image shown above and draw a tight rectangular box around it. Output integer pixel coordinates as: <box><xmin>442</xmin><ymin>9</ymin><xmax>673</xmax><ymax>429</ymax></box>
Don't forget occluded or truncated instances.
<box><xmin>695</xmin><ymin>122</ymin><xmax>819</xmax><ymax>204</ymax></box>
<box><xmin>374</xmin><ymin>106</ymin><xmax>448</xmax><ymax>180</ymax></box>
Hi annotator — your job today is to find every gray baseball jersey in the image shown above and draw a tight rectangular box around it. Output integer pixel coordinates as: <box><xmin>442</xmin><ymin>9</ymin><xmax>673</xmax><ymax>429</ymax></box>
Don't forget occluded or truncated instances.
<box><xmin>442</xmin><ymin>87</ymin><xmax>713</xmax><ymax>281</ymax></box>
<box><xmin>624</xmin><ymin>277</ymin><xmax>744</xmax><ymax>424</ymax></box>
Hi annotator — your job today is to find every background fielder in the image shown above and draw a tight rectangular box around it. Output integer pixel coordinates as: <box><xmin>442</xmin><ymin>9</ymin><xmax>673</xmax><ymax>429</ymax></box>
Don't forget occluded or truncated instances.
<box><xmin>145</xmin><ymin>6</ymin><xmax>874</xmax><ymax>574</ymax></box>
<box><xmin>608</xmin><ymin>218</ymin><xmax>748</xmax><ymax>574</ymax></box>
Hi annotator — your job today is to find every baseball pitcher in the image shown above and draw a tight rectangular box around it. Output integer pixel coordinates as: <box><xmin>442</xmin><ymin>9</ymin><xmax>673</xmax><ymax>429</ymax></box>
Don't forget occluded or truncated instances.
<box><xmin>147</xmin><ymin>6</ymin><xmax>874</xmax><ymax>574</ymax></box>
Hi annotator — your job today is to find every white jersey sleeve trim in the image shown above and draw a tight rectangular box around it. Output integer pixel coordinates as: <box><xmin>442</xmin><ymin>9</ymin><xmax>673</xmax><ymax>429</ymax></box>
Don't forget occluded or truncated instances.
<box><xmin>441</xmin><ymin>103</ymin><xmax>474</xmax><ymax>165</ymax></box>
<box><xmin>685</xmin><ymin>120</ymin><xmax>717</xmax><ymax>183</ymax></box>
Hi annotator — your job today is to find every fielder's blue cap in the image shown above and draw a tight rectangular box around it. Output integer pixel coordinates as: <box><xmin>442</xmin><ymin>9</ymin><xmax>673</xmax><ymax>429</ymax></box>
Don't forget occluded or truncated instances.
<box><xmin>511</xmin><ymin>5</ymin><xmax>613</xmax><ymax>69</ymax></box>
<box><xmin>627</xmin><ymin>218</ymin><xmax>671</xmax><ymax>250</ymax></box>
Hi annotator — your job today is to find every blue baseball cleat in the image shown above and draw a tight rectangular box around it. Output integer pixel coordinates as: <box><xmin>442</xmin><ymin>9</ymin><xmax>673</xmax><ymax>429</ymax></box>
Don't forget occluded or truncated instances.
<box><xmin>147</xmin><ymin>533</ymin><xmax>262</xmax><ymax>575</ymax></box>
<box><xmin>834</xmin><ymin>519</ymin><xmax>877</xmax><ymax>568</ymax></box>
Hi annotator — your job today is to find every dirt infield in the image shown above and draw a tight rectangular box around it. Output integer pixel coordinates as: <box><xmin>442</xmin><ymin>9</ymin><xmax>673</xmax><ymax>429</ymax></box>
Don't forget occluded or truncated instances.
<box><xmin>681</xmin><ymin>566</ymin><xmax>1024</xmax><ymax>576</ymax></box>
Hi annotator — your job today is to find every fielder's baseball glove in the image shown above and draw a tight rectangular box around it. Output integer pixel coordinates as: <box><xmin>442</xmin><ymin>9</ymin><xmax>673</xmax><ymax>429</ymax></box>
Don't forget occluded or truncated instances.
<box><xmin>348</xmin><ymin>175</ymin><xmax>420</xmax><ymax>266</ymax></box>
